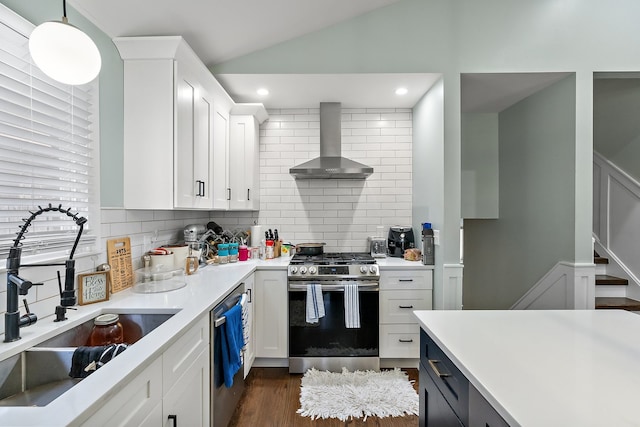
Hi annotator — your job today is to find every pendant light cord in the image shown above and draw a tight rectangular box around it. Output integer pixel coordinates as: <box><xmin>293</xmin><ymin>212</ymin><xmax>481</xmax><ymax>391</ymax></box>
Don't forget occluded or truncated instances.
<box><xmin>63</xmin><ymin>0</ymin><xmax>67</xmax><ymax>19</ymax></box>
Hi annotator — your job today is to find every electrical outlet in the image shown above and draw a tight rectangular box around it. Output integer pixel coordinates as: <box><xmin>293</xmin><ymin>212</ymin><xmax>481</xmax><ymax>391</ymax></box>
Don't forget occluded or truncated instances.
<box><xmin>433</xmin><ymin>229</ymin><xmax>440</xmax><ymax>245</ymax></box>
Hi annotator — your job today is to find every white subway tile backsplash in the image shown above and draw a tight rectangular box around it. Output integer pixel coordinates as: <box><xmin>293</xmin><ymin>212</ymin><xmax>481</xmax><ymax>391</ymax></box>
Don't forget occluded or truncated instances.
<box><xmin>206</xmin><ymin>107</ymin><xmax>413</xmax><ymax>252</ymax></box>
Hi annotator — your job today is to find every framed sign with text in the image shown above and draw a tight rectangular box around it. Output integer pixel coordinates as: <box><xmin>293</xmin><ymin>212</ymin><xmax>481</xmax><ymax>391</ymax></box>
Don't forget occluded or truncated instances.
<box><xmin>78</xmin><ymin>272</ymin><xmax>109</xmax><ymax>305</ymax></box>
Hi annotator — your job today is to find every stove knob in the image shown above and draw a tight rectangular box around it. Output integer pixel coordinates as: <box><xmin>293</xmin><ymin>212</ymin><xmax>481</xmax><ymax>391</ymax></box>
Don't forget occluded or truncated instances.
<box><xmin>360</xmin><ymin>266</ymin><xmax>368</xmax><ymax>274</ymax></box>
<box><xmin>290</xmin><ymin>266</ymin><xmax>298</xmax><ymax>275</ymax></box>
<box><xmin>309</xmin><ymin>266</ymin><xmax>317</xmax><ymax>275</ymax></box>
<box><xmin>369</xmin><ymin>266</ymin><xmax>377</xmax><ymax>274</ymax></box>
<box><xmin>300</xmin><ymin>266</ymin><xmax>307</xmax><ymax>275</ymax></box>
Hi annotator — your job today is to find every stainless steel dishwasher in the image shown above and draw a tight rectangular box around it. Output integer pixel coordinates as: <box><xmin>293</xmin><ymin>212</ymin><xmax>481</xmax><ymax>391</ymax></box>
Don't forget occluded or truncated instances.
<box><xmin>211</xmin><ymin>282</ymin><xmax>246</xmax><ymax>427</ymax></box>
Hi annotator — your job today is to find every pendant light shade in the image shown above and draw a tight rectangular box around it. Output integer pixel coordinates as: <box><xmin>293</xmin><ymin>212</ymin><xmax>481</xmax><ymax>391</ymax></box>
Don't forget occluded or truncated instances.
<box><xmin>29</xmin><ymin>3</ymin><xmax>101</xmax><ymax>86</ymax></box>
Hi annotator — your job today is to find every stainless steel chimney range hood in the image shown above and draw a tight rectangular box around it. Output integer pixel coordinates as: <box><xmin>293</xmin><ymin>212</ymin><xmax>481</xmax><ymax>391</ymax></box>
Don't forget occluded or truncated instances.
<box><xmin>289</xmin><ymin>102</ymin><xmax>373</xmax><ymax>179</ymax></box>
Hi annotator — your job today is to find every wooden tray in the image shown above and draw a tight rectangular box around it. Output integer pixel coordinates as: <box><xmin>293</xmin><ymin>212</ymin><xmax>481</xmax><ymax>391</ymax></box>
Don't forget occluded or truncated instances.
<box><xmin>107</xmin><ymin>237</ymin><xmax>133</xmax><ymax>293</ymax></box>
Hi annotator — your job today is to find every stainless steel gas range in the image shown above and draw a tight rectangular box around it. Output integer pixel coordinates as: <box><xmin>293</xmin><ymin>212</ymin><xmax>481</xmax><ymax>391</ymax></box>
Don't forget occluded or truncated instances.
<box><xmin>287</xmin><ymin>252</ymin><xmax>380</xmax><ymax>373</ymax></box>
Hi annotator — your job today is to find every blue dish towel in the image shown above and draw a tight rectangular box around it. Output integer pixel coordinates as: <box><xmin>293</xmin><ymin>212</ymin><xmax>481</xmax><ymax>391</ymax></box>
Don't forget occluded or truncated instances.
<box><xmin>221</xmin><ymin>302</ymin><xmax>244</xmax><ymax>388</ymax></box>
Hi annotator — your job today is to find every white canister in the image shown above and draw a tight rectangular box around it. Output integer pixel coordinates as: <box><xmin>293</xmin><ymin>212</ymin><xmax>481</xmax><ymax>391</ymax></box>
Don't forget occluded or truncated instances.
<box><xmin>164</xmin><ymin>245</ymin><xmax>189</xmax><ymax>270</ymax></box>
<box><xmin>149</xmin><ymin>252</ymin><xmax>174</xmax><ymax>268</ymax></box>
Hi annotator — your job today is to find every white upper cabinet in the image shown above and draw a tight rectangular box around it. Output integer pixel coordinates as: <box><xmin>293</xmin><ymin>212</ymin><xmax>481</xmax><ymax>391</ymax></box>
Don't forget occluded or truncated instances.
<box><xmin>212</xmin><ymin>104</ymin><xmax>230</xmax><ymax>210</ymax></box>
<box><xmin>114</xmin><ymin>36</ymin><xmax>235</xmax><ymax>210</ymax></box>
<box><xmin>174</xmin><ymin>58</ymin><xmax>214</xmax><ymax>209</ymax></box>
<box><xmin>229</xmin><ymin>114</ymin><xmax>260</xmax><ymax>210</ymax></box>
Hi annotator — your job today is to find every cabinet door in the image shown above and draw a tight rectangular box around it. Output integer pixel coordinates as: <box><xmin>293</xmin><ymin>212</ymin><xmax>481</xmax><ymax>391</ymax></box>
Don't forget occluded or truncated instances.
<box><xmin>255</xmin><ymin>270</ymin><xmax>288</xmax><ymax>358</ymax></box>
<box><xmin>174</xmin><ymin>64</ymin><xmax>213</xmax><ymax>209</ymax></box>
<box><xmin>212</xmin><ymin>104</ymin><xmax>230</xmax><ymax>209</ymax></box>
<box><xmin>82</xmin><ymin>357</ymin><xmax>163</xmax><ymax>426</ymax></box>
<box><xmin>163</xmin><ymin>348</ymin><xmax>210</xmax><ymax>427</ymax></box>
<box><xmin>420</xmin><ymin>363</ymin><xmax>464</xmax><ymax>427</ymax></box>
<box><xmin>229</xmin><ymin>115</ymin><xmax>260</xmax><ymax>210</ymax></box>
<box><xmin>469</xmin><ymin>384</ymin><xmax>509</xmax><ymax>427</ymax></box>
<box><xmin>244</xmin><ymin>274</ymin><xmax>256</xmax><ymax>378</ymax></box>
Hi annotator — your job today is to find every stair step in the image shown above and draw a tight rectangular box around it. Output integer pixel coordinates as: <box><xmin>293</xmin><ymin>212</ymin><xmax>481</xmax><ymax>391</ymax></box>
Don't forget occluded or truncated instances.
<box><xmin>593</xmin><ymin>250</ymin><xmax>609</xmax><ymax>264</ymax></box>
<box><xmin>596</xmin><ymin>274</ymin><xmax>628</xmax><ymax>286</ymax></box>
<box><xmin>596</xmin><ymin>297</ymin><xmax>640</xmax><ymax>311</ymax></box>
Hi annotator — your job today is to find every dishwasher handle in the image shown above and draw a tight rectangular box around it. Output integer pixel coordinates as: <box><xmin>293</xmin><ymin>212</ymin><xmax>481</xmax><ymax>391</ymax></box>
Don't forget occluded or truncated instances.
<box><xmin>213</xmin><ymin>292</ymin><xmax>248</xmax><ymax>328</ymax></box>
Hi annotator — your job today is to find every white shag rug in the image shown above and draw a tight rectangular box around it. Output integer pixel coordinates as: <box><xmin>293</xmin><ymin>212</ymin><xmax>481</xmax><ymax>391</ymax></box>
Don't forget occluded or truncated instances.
<box><xmin>297</xmin><ymin>367</ymin><xmax>419</xmax><ymax>422</ymax></box>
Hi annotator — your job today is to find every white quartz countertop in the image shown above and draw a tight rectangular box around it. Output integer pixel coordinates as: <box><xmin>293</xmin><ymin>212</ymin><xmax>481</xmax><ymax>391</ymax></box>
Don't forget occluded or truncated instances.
<box><xmin>0</xmin><ymin>254</ymin><xmax>422</xmax><ymax>425</ymax></box>
<box><xmin>375</xmin><ymin>256</ymin><xmax>433</xmax><ymax>268</ymax></box>
<box><xmin>414</xmin><ymin>310</ymin><xmax>640</xmax><ymax>427</ymax></box>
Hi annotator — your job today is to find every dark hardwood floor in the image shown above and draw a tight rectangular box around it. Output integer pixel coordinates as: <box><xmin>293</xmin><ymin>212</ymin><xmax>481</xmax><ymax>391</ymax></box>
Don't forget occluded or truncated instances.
<box><xmin>229</xmin><ymin>368</ymin><xmax>420</xmax><ymax>427</ymax></box>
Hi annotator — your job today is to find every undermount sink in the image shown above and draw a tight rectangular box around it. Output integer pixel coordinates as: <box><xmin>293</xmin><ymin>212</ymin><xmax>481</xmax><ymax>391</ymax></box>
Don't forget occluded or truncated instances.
<box><xmin>0</xmin><ymin>311</ymin><xmax>177</xmax><ymax>407</ymax></box>
<box><xmin>35</xmin><ymin>312</ymin><xmax>176</xmax><ymax>348</ymax></box>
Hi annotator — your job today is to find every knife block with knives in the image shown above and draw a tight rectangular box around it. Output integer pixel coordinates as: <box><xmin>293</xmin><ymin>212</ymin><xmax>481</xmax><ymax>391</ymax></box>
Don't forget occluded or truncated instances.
<box><xmin>265</xmin><ymin>228</ymin><xmax>282</xmax><ymax>258</ymax></box>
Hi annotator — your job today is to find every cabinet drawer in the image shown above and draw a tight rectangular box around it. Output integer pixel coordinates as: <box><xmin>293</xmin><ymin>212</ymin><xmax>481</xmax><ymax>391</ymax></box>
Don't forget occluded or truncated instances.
<box><xmin>163</xmin><ymin>315</ymin><xmax>209</xmax><ymax>394</ymax></box>
<box><xmin>380</xmin><ymin>270</ymin><xmax>432</xmax><ymax>290</ymax></box>
<box><xmin>420</xmin><ymin>329</ymin><xmax>469</xmax><ymax>426</ymax></box>
<box><xmin>381</xmin><ymin>289</ymin><xmax>432</xmax><ymax>323</ymax></box>
<box><xmin>380</xmin><ymin>324</ymin><xmax>420</xmax><ymax>358</ymax></box>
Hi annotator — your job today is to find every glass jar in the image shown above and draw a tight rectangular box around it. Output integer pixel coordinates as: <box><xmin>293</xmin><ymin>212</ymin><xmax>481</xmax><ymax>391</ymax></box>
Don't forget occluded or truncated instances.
<box><xmin>89</xmin><ymin>313</ymin><xmax>124</xmax><ymax>346</ymax></box>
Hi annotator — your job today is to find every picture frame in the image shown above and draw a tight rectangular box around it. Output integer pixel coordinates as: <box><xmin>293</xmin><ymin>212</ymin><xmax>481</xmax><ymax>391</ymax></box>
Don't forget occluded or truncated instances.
<box><xmin>78</xmin><ymin>272</ymin><xmax>110</xmax><ymax>305</ymax></box>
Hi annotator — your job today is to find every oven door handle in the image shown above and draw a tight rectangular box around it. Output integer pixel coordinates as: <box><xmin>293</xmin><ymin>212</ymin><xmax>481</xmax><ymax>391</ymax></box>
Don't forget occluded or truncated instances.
<box><xmin>288</xmin><ymin>283</ymin><xmax>379</xmax><ymax>292</ymax></box>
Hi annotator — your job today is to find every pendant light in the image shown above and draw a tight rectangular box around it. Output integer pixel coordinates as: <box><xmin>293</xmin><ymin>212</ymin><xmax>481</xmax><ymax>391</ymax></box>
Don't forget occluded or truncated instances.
<box><xmin>29</xmin><ymin>0</ymin><xmax>101</xmax><ymax>85</ymax></box>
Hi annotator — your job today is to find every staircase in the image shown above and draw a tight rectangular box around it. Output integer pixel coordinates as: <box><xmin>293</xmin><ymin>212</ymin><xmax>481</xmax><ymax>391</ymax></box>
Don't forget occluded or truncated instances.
<box><xmin>594</xmin><ymin>252</ymin><xmax>640</xmax><ymax>311</ymax></box>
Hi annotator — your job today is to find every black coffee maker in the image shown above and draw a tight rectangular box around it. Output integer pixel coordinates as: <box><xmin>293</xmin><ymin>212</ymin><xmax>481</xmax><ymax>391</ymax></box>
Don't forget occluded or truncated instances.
<box><xmin>387</xmin><ymin>226</ymin><xmax>415</xmax><ymax>257</ymax></box>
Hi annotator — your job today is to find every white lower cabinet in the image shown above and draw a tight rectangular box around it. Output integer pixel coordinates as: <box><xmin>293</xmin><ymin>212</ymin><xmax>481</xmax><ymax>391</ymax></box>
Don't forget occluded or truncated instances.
<box><xmin>81</xmin><ymin>357</ymin><xmax>163</xmax><ymax>426</ymax></box>
<box><xmin>83</xmin><ymin>315</ymin><xmax>210</xmax><ymax>427</ymax></box>
<box><xmin>244</xmin><ymin>274</ymin><xmax>256</xmax><ymax>378</ymax></box>
<box><xmin>255</xmin><ymin>270</ymin><xmax>288</xmax><ymax>359</ymax></box>
<box><xmin>379</xmin><ymin>268</ymin><xmax>433</xmax><ymax>359</ymax></box>
<box><xmin>163</xmin><ymin>348</ymin><xmax>209</xmax><ymax>427</ymax></box>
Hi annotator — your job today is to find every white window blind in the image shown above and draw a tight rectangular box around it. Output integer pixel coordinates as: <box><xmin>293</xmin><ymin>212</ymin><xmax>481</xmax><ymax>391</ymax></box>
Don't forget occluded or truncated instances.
<box><xmin>0</xmin><ymin>5</ymin><xmax>98</xmax><ymax>261</ymax></box>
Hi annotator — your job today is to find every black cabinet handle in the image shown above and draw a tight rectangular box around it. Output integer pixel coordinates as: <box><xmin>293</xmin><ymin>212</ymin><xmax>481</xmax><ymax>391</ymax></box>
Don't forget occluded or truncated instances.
<box><xmin>195</xmin><ymin>180</ymin><xmax>205</xmax><ymax>197</ymax></box>
<box><xmin>247</xmin><ymin>188</ymin><xmax>250</xmax><ymax>201</ymax></box>
<box><xmin>399</xmin><ymin>279</ymin><xmax>414</xmax><ymax>282</ymax></box>
<box><xmin>247</xmin><ymin>288</ymin><xmax>252</xmax><ymax>303</ymax></box>
<box><xmin>399</xmin><ymin>305</ymin><xmax>414</xmax><ymax>309</ymax></box>
<box><xmin>168</xmin><ymin>414</ymin><xmax>177</xmax><ymax>427</ymax></box>
<box><xmin>227</xmin><ymin>188</ymin><xmax>231</xmax><ymax>201</ymax></box>
<box><xmin>399</xmin><ymin>338</ymin><xmax>414</xmax><ymax>343</ymax></box>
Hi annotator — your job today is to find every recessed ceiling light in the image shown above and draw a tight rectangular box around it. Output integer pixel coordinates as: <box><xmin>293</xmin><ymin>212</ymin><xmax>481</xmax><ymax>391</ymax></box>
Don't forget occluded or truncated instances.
<box><xmin>257</xmin><ymin>88</ymin><xmax>269</xmax><ymax>96</ymax></box>
<box><xmin>395</xmin><ymin>87</ymin><xmax>408</xmax><ymax>96</ymax></box>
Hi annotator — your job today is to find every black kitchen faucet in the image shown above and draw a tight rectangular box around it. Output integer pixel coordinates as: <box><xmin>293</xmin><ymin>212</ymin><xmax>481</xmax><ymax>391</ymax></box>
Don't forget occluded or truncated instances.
<box><xmin>4</xmin><ymin>204</ymin><xmax>87</xmax><ymax>342</ymax></box>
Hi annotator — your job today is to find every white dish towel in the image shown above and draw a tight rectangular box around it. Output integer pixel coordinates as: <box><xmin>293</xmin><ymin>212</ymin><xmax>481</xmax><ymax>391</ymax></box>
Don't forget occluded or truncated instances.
<box><xmin>306</xmin><ymin>284</ymin><xmax>325</xmax><ymax>324</ymax></box>
<box><xmin>344</xmin><ymin>283</ymin><xmax>360</xmax><ymax>329</ymax></box>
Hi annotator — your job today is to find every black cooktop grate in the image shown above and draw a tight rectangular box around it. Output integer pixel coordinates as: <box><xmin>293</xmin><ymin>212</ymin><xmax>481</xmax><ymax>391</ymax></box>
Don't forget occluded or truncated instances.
<box><xmin>290</xmin><ymin>252</ymin><xmax>375</xmax><ymax>265</ymax></box>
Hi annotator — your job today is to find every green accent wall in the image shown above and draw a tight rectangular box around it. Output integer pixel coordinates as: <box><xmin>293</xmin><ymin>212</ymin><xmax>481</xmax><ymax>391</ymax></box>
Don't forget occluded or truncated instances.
<box><xmin>594</xmin><ymin>78</ymin><xmax>640</xmax><ymax>183</ymax></box>
<box><xmin>0</xmin><ymin>0</ymin><xmax>124</xmax><ymax>207</ymax></box>
<box><xmin>463</xmin><ymin>75</ymin><xmax>577</xmax><ymax>309</ymax></box>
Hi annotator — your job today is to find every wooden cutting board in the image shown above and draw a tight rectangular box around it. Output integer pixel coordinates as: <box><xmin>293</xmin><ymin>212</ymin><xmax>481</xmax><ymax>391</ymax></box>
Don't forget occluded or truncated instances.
<box><xmin>107</xmin><ymin>237</ymin><xmax>133</xmax><ymax>293</ymax></box>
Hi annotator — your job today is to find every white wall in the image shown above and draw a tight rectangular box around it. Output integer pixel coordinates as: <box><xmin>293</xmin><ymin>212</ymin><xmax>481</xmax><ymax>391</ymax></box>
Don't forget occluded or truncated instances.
<box><xmin>210</xmin><ymin>107</ymin><xmax>414</xmax><ymax>252</ymax></box>
<box><xmin>412</xmin><ymin>79</ymin><xmax>447</xmax><ymax>307</ymax></box>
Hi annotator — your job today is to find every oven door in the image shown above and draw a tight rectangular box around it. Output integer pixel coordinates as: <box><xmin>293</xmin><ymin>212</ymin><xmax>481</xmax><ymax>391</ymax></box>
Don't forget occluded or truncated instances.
<box><xmin>288</xmin><ymin>281</ymin><xmax>379</xmax><ymax>364</ymax></box>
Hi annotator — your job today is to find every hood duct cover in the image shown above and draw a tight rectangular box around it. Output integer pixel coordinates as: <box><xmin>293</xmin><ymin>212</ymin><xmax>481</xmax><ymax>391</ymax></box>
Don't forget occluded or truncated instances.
<box><xmin>289</xmin><ymin>102</ymin><xmax>373</xmax><ymax>179</ymax></box>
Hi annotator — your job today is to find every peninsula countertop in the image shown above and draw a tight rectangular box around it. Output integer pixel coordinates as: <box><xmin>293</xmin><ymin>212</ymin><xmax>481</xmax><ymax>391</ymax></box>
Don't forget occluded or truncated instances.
<box><xmin>414</xmin><ymin>309</ymin><xmax>640</xmax><ymax>427</ymax></box>
<box><xmin>0</xmin><ymin>258</ymin><xmax>288</xmax><ymax>426</ymax></box>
